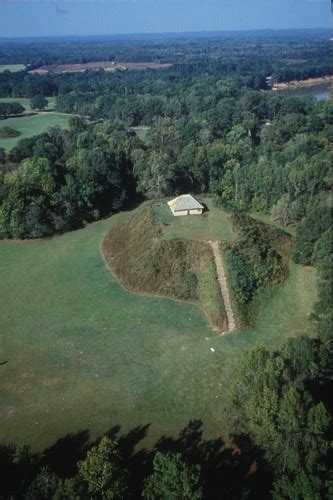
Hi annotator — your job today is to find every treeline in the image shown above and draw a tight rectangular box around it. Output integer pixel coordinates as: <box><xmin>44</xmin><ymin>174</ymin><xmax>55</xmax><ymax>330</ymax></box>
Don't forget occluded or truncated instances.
<box><xmin>0</xmin><ymin>120</ymin><xmax>136</xmax><ymax>238</ymax></box>
<box><xmin>130</xmin><ymin>91</ymin><xmax>332</xmax><ymax>221</ymax></box>
<box><xmin>0</xmin><ymin>101</ymin><xmax>25</xmax><ymax>117</ymax></box>
<box><xmin>0</xmin><ymin>88</ymin><xmax>332</xmax><ymax>239</ymax></box>
<box><xmin>226</xmin><ymin>200</ymin><xmax>333</xmax><ymax>499</ymax></box>
<box><xmin>272</xmin><ymin>61</ymin><xmax>333</xmax><ymax>83</ymax></box>
<box><xmin>0</xmin><ymin>435</ymin><xmax>205</xmax><ymax>499</ymax></box>
<box><xmin>0</xmin><ymin>33</ymin><xmax>331</xmax><ymax>99</ymax></box>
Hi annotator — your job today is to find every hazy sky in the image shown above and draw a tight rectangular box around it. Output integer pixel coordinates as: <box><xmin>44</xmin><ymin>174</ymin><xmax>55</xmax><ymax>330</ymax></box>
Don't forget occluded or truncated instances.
<box><xmin>0</xmin><ymin>0</ymin><xmax>331</xmax><ymax>38</ymax></box>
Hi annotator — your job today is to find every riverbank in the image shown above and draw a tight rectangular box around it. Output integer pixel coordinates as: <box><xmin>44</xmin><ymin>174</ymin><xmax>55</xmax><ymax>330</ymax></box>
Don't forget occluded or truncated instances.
<box><xmin>272</xmin><ymin>75</ymin><xmax>333</xmax><ymax>90</ymax></box>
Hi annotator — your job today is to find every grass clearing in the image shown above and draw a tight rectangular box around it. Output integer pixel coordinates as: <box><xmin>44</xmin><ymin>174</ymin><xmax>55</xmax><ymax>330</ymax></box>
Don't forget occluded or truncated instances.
<box><xmin>0</xmin><ymin>97</ymin><xmax>56</xmax><ymax>112</ymax></box>
<box><xmin>0</xmin><ymin>112</ymin><xmax>69</xmax><ymax>151</ymax></box>
<box><xmin>0</xmin><ymin>97</ymin><xmax>56</xmax><ymax>113</ymax></box>
<box><xmin>0</xmin><ymin>208</ymin><xmax>317</xmax><ymax>452</ymax></box>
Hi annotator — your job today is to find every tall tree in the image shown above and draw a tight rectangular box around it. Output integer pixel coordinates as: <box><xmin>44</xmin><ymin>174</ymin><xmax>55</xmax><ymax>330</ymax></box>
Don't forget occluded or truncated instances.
<box><xmin>78</xmin><ymin>436</ymin><xmax>128</xmax><ymax>499</ymax></box>
<box><xmin>143</xmin><ymin>452</ymin><xmax>203</xmax><ymax>500</ymax></box>
<box><xmin>30</xmin><ymin>95</ymin><xmax>48</xmax><ymax>111</ymax></box>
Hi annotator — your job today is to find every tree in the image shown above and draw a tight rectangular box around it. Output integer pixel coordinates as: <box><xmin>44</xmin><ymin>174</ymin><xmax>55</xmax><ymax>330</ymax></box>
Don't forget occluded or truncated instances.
<box><xmin>272</xmin><ymin>469</ymin><xmax>322</xmax><ymax>500</ymax></box>
<box><xmin>0</xmin><ymin>147</ymin><xmax>6</xmax><ymax>164</ymax></box>
<box><xmin>271</xmin><ymin>194</ymin><xmax>292</xmax><ymax>226</ymax></box>
<box><xmin>30</xmin><ymin>95</ymin><xmax>48</xmax><ymax>111</ymax></box>
<box><xmin>53</xmin><ymin>475</ymin><xmax>87</xmax><ymax>500</ymax></box>
<box><xmin>142</xmin><ymin>452</ymin><xmax>203</xmax><ymax>500</ymax></box>
<box><xmin>229</xmin><ymin>345</ymin><xmax>330</xmax><ymax>497</ymax></box>
<box><xmin>26</xmin><ymin>467</ymin><xmax>60</xmax><ymax>500</ymax></box>
<box><xmin>293</xmin><ymin>205</ymin><xmax>331</xmax><ymax>265</ymax></box>
<box><xmin>0</xmin><ymin>102</ymin><xmax>25</xmax><ymax>117</ymax></box>
<box><xmin>133</xmin><ymin>150</ymin><xmax>174</xmax><ymax>199</ymax></box>
<box><xmin>77</xmin><ymin>436</ymin><xmax>128</xmax><ymax>499</ymax></box>
<box><xmin>11</xmin><ymin>102</ymin><xmax>26</xmax><ymax>115</ymax></box>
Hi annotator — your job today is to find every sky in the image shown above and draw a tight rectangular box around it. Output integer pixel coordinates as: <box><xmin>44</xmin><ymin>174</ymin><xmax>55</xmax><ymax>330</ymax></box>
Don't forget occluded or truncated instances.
<box><xmin>0</xmin><ymin>0</ymin><xmax>331</xmax><ymax>38</ymax></box>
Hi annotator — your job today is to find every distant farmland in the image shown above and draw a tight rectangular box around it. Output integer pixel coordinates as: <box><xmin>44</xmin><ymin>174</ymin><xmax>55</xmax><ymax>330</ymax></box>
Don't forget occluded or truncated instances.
<box><xmin>0</xmin><ymin>64</ymin><xmax>26</xmax><ymax>73</ymax></box>
<box><xmin>29</xmin><ymin>61</ymin><xmax>173</xmax><ymax>74</ymax></box>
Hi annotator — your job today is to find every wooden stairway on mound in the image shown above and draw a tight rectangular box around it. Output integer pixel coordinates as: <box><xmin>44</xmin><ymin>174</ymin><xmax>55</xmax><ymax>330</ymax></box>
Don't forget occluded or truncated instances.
<box><xmin>209</xmin><ymin>240</ymin><xmax>236</xmax><ymax>333</ymax></box>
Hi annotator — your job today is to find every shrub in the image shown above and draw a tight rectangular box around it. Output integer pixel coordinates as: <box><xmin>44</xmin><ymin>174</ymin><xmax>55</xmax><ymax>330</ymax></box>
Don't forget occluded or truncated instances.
<box><xmin>0</xmin><ymin>126</ymin><xmax>21</xmax><ymax>138</ymax></box>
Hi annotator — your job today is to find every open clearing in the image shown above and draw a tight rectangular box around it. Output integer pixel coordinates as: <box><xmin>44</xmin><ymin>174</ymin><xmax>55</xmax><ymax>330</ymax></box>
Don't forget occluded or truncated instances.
<box><xmin>0</xmin><ymin>97</ymin><xmax>56</xmax><ymax>113</ymax></box>
<box><xmin>0</xmin><ymin>64</ymin><xmax>26</xmax><ymax>73</ymax></box>
<box><xmin>0</xmin><ymin>207</ymin><xmax>317</xmax><ymax>452</ymax></box>
<box><xmin>0</xmin><ymin>113</ymin><xmax>69</xmax><ymax>151</ymax></box>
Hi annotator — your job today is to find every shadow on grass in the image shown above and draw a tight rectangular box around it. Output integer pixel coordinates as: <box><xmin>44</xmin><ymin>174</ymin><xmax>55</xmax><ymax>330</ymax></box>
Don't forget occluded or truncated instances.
<box><xmin>155</xmin><ymin>420</ymin><xmax>272</xmax><ymax>499</ymax></box>
<box><xmin>0</xmin><ymin>420</ymin><xmax>273</xmax><ymax>499</ymax></box>
<box><xmin>41</xmin><ymin>430</ymin><xmax>90</xmax><ymax>477</ymax></box>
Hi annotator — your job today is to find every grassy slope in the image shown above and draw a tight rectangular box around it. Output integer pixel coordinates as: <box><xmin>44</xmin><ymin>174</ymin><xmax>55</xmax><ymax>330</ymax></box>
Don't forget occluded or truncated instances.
<box><xmin>0</xmin><ymin>209</ymin><xmax>317</xmax><ymax>452</ymax></box>
<box><xmin>0</xmin><ymin>113</ymin><xmax>69</xmax><ymax>151</ymax></box>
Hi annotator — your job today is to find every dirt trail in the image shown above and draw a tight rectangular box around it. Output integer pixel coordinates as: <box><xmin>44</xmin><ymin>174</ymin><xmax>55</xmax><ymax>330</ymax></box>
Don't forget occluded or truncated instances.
<box><xmin>209</xmin><ymin>241</ymin><xmax>236</xmax><ymax>333</ymax></box>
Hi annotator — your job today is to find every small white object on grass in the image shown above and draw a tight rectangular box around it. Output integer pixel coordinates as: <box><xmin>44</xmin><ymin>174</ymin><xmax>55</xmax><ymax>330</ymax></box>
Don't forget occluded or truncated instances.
<box><xmin>210</xmin><ymin>347</ymin><xmax>215</xmax><ymax>352</ymax></box>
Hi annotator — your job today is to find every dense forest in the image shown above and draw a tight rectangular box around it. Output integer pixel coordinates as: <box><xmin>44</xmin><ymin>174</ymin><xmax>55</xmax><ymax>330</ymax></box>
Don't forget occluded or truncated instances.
<box><xmin>0</xmin><ymin>31</ymin><xmax>332</xmax><ymax>498</ymax></box>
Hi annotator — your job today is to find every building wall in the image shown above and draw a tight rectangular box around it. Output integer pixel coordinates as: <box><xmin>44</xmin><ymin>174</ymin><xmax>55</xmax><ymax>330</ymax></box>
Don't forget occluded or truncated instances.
<box><xmin>172</xmin><ymin>208</ymin><xmax>202</xmax><ymax>216</ymax></box>
<box><xmin>173</xmin><ymin>210</ymin><xmax>187</xmax><ymax>216</ymax></box>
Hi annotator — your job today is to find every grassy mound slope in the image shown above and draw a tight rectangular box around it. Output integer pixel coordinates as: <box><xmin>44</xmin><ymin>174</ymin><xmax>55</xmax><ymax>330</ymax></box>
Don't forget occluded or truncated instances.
<box><xmin>102</xmin><ymin>203</ymin><xmax>227</xmax><ymax>331</ymax></box>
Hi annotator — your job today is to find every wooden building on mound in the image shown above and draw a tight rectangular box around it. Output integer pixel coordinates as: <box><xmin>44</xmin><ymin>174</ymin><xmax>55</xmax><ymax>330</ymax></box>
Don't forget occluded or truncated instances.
<box><xmin>168</xmin><ymin>194</ymin><xmax>204</xmax><ymax>216</ymax></box>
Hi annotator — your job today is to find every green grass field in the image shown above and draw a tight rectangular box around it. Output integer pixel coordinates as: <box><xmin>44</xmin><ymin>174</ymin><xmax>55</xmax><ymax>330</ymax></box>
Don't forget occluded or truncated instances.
<box><xmin>0</xmin><ymin>113</ymin><xmax>69</xmax><ymax>151</ymax></box>
<box><xmin>153</xmin><ymin>198</ymin><xmax>236</xmax><ymax>242</ymax></box>
<box><xmin>0</xmin><ymin>65</ymin><xmax>26</xmax><ymax>73</ymax></box>
<box><xmin>0</xmin><ymin>208</ymin><xmax>317</xmax><ymax>452</ymax></box>
<box><xmin>0</xmin><ymin>97</ymin><xmax>56</xmax><ymax>113</ymax></box>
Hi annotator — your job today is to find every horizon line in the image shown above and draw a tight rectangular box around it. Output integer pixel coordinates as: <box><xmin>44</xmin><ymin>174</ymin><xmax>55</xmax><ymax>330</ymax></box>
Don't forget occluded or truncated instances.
<box><xmin>0</xmin><ymin>26</ymin><xmax>331</xmax><ymax>41</ymax></box>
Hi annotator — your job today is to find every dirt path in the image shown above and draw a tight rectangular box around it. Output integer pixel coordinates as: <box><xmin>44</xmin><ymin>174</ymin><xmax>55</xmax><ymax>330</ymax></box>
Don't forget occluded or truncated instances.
<box><xmin>209</xmin><ymin>241</ymin><xmax>236</xmax><ymax>332</ymax></box>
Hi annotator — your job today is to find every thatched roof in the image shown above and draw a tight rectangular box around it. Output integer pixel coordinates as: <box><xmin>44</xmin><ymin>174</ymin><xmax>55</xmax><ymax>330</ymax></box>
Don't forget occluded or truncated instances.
<box><xmin>168</xmin><ymin>194</ymin><xmax>204</xmax><ymax>212</ymax></box>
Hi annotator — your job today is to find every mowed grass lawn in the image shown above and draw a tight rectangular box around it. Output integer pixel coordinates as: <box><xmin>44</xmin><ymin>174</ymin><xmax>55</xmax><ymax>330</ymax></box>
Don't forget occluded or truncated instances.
<box><xmin>0</xmin><ymin>209</ymin><xmax>317</xmax><ymax>452</ymax></box>
<box><xmin>0</xmin><ymin>113</ymin><xmax>69</xmax><ymax>151</ymax></box>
